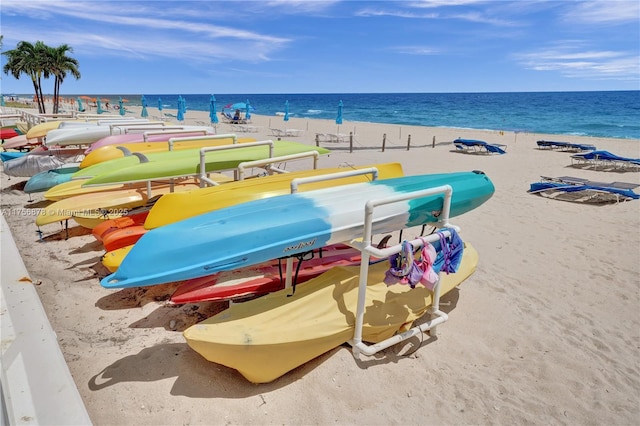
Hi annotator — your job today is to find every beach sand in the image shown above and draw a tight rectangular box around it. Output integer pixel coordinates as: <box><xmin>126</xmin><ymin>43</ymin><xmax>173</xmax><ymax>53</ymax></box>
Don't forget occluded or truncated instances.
<box><xmin>2</xmin><ymin>106</ymin><xmax>639</xmax><ymax>425</ymax></box>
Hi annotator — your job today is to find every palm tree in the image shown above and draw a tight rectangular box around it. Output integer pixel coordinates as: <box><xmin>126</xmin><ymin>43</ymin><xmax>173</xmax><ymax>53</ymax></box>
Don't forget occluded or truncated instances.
<box><xmin>2</xmin><ymin>41</ymin><xmax>49</xmax><ymax>113</ymax></box>
<box><xmin>45</xmin><ymin>44</ymin><xmax>81</xmax><ymax>114</ymax></box>
<box><xmin>2</xmin><ymin>41</ymin><xmax>80</xmax><ymax>114</ymax></box>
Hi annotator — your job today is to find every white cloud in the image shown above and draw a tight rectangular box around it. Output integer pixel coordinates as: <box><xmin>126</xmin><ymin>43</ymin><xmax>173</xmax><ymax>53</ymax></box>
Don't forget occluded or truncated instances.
<box><xmin>1</xmin><ymin>0</ymin><xmax>291</xmax><ymax>62</ymax></box>
<box><xmin>390</xmin><ymin>45</ymin><xmax>439</xmax><ymax>55</ymax></box>
<box><xmin>515</xmin><ymin>44</ymin><xmax>640</xmax><ymax>81</ymax></box>
<box><xmin>568</xmin><ymin>0</ymin><xmax>640</xmax><ymax>24</ymax></box>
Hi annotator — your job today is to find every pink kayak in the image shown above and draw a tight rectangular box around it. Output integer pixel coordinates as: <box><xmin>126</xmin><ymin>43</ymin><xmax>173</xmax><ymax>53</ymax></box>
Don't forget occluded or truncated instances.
<box><xmin>85</xmin><ymin>129</ymin><xmax>213</xmax><ymax>153</ymax></box>
<box><xmin>2</xmin><ymin>134</ymin><xmax>41</xmax><ymax>150</ymax></box>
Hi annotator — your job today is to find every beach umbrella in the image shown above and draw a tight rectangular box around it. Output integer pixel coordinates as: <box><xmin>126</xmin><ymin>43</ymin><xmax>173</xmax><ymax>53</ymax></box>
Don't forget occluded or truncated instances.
<box><xmin>76</xmin><ymin>97</ymin><xmax>84</xmax><ymax>112</ymax></box>
<box><xmin>245</xmin><ymin>99</ymin><xmax>251</xmax><ymax>120</ymax></box>
<box><xmin>209</xmin><ymin>95</ymin><xmax>218</xmax><ymax>124</ymax></box>
<box><xmin>177</xmin><ymin>96</ymin><xmax>184</xmax><ymax>121</ymax></box>
<box><xmin>1</xmin><ymin>95</ymin><xmax>4</xmax><ymax>107</ymax></box>
<box><xmin>223</xmin><ymin>102</ymin><xmax>255</xmax><ymax>112</ymax></box>
<box><xmin>97</xmin><ymin>97</ymin><xmax>104</xmax><ymax>114</ymax></box>
<box><xmin>140</xmin><ymin>95</ymin><xmax>148</xmax><ymax>118</ymax></box>
<box><xmin>158</xmin><ymin>97</ymin><xmax>163</xmax><ymax>114</ymax></box>
<box><xmin>336</xmin><ymin>100</ymin><xmax>343</xmax><ymax>125</ymax></box>
<box><xmin>119</xmin><ymin>96</ymin><xmax>125</xmax><ymax>116</ymax></box>
<box><xmin>284</xmin><ymin>100</ymin><xmax>289</xmax><ymax>122</ymax></box>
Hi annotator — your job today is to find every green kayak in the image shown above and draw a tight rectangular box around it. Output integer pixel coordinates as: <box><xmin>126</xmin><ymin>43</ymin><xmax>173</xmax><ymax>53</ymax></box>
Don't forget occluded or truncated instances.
<box><xmin>82</xmin><ymin>140</ymin><xmax>330</xmax><ymax>186</ymax></box>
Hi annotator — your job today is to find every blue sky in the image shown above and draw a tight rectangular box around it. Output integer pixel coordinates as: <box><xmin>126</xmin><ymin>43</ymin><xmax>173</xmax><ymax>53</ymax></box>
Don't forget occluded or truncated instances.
<box><xmin>1</xmin><ymin>0</ymin><xmax>638</xmax><ymax>95</ymax></box>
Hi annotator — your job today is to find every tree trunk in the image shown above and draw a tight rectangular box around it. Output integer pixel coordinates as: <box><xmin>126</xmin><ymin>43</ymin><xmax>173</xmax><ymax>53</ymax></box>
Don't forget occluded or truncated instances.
<box><xmin>53</xmin><ymin>78</ymin><xmax>59</xmax><ymax>114</ymax></box>
<box><xmin>30</xmin><ymin>78</ymin><xmax>45</xmax><ymax>114</ymax></box>
<box><xmin>37</xmin><ymin>76</ymin><xmax>46</xmax><ymax>114</ymax></box>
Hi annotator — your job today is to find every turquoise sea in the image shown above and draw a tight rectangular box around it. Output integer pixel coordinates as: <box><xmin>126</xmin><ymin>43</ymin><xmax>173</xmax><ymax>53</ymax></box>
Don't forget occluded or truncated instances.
<box><xmin>88</xmin><ymin>91</ymin><xmax>639</xmax><ymax>140</ymax></box>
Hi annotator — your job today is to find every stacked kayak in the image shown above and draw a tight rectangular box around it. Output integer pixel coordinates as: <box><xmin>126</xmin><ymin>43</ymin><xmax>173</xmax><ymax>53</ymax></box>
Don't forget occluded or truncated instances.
<box><xmin>80</xmin><ymin>136</ymin><xmax>256</xmax><ymax>168</ymax></box>
<box><xmin>84</xmin><ymin>128</ymin><xmax>216</xmax><ymax>153</ymax></box>
<box><xmin>43</xmin><ymin>120</ymin><xmax>197</xmax><ymax>146</ymax></box>
<box><xmin>99</xmin><ymin>163</ymin><xmax>405</xmax><ymax>270</ymax></box>
<box><xmin>72</xmin><ymin>140</ymin><xmax>327</xmax><ymax>181</ymax></box>
<box><xmin>35</xmin><ymin>176</ymin><xmax>231</xmax><ymax>229</ymax></box>
<box><xmin>170</xmin><ymin>242</ymin><xmax>390</xmax><ymax>304</ymax></box>
<box><xmin>25</xmin><ymin>117</ymin><xmax>145</xmax><ymax>140</ymax></box>
<box><xmin>183</xmin><ymin>240</ymin><xmax>479</xmax><ymax>383</ymax></box>
<box><xmin>24</xmin><ymin>165</ymin><xmax>81</xmax><ymax>194</ymax></box>
<box><xmin>82</xmin><ymin>140</ymin><xmax>330</xmax><ymax>185</ymax></box>
<box><xmin>101</xmin><ymin>171</ymin><xmax>494</xmax><ymax>289</ymax></box>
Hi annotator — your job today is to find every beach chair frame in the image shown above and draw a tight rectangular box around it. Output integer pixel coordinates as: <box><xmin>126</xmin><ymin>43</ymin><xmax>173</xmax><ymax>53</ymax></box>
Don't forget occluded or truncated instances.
<box><xmin>570</xmin><ymin>151</ymin><xmax>640</xmax><ymax>171</ymax></box>
<box><xmin>453</xmin><ymin>138</ymin><xmax>507</xmax><ymax>155</ymax></box>
<box><xmin>537</xmin><ymin>140</ymin><xmax>596</xmax><ymax>152</ymax></box>
<box><xmin>529</xmin><ymin>176</ymin><xmax>639</xmax><ymax>203</ymax></box>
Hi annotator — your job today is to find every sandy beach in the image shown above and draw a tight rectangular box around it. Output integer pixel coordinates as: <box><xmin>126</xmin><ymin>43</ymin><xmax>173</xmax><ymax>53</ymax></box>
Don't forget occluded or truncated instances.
<box><xmin>2</xmin><ymin>106</ymin><xmax>639</xmax><ymax>425</ymax></box>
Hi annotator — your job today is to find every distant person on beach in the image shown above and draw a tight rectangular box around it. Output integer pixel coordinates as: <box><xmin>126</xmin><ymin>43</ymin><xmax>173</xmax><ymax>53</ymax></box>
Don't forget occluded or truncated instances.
<box><xmin>233</xmin><ymin>109</ymin><xmax>241</xmax><ymax>121</ymax></box>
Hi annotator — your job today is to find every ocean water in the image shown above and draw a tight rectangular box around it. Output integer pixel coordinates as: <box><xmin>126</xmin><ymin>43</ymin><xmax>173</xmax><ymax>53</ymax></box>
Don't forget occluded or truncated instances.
<box><xmin>93</xmin><ymin>91</ymin><xmax>639</xmax><ymax>140</ymax></box>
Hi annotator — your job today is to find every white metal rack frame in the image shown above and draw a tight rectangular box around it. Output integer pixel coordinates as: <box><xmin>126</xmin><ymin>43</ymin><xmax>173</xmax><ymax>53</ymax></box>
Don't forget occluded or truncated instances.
<box><xmin>347</xmin><ymin>184</ymin><xmax>459</xmax><ymax>357</ymax></box>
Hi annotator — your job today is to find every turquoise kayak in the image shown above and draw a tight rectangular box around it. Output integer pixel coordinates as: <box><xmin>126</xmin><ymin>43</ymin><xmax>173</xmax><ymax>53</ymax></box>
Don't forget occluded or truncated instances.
<box><xmin>24</xmin><ymin>166</ymin><xmax>80</xmax><ymax>193</ymax></box>
<box><xmin>102</xmin><ymin>171</ymin><xmax>494</xmax><ymax>289</ymax></box>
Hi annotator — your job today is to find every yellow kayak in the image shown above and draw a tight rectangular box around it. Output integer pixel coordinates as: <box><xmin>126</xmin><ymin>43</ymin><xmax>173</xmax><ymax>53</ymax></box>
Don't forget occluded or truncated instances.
<box><xmin>36</xmin><ymin>177</ymin><xmax>231</xmax><ymax>228</ymax></box>
<box><xmin>25</xmin><ymin>118</ymin><xmax>144</xmax><ymax>140</ymax></box>
<box><xmin>184</xmin><ymin>242</ymin><xmax>478</xmax><ymax>383</ymax></box>
<box><xmin>25</xmin><ymin>121</ymin><xmax>68</xmax><ymax>139</ymax></box>
<box><xmin>145</xmin><ymin>162</ymin><xmax>405</xmax><ymax>229</ymax></box>
<box><xmin>80</xmin><ymin>136</ymin><xmax>257</xmax><ymax>168</ymax></box>
<box><xmin>44</xmin><ymin>179</ymin><xmax>134</xmax><ymax>201</ymax></box>
<box><xmin>101</xmin><ymin>163</ymin><xmax>404</xmax><ymax>271</ymax></box>
<box><xmin>43</xmin><ymin>173</ymin><xmax>232</xmax><ymax>201</ymax></box>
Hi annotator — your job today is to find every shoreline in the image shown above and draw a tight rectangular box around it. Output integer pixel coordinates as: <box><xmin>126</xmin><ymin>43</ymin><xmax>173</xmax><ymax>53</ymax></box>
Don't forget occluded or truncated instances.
<box><xmin>1</xmin><ymin>107</ymin><xmax>639</xmax><ymax>425</ymax></box>
<box><xmin>5</xmin><ymin>90</ymin><xmax>639</xmax><ymax>140</ymax></box>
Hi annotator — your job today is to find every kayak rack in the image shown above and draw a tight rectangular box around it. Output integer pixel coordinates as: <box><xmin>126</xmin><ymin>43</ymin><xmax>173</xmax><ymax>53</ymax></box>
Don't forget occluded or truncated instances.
<box><xmin>347</xmin><ymin>184</ymin><xmax>458</xmax><ymax>357</ymax></box>
<box><xmin>198</xmin><ymin>139</ymin><xmax>274</xmax><ymax>187</ymax></box>
<box><xmin>236</xmin><ymin>150</ymin><xmax>322</xmax><ymax>180</ymax></box>
<box><xmin>273</xmin><ymin>168</ymin><xmax>382</xmax><ymax>292</ymax></box>
<box><xmin>107</xmin><ymin>121</ymin><xmax>165</xmax><ymax>134</ymax></box>
<box><xmin>198</xmin><ymin>138</ymin><xmax>324</xmax><ymax>187</ymax></box>
<box><xmin>144</xmin><ymin>128</ymin><xmax>209</xmax><ymax>142</ymax></box>
<box><xmin>170</xmin><ymin>132</ymin><xmax>238</xmax><ymax>146</ymax></box>
<box><xmin>123</xmin><ymin>125</ymin><xmax>187</xmax><ymax>134</ymax></box>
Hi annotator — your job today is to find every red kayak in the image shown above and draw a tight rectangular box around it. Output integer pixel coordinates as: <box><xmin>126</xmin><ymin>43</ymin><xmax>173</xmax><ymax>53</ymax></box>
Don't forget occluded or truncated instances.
<box><xmin>170</xmin><ymin>239</ymin><xmax>390</xmax><ymax>305</ymax></box>
<box><xmin>0</xmin><ymin>128</ymin><xmax>20</xmax><ymax>140</ymax></box>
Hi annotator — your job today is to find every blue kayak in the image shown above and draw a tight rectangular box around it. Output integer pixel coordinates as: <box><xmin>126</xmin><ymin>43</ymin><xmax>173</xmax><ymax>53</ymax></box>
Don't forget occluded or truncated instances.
<box><xmin>0</xmin><ymin>151</ymin><xmax>26</xmax><ymax>162</ymax></box>
<box><xmin>102</xmin><ymin>171</ymin><xmax>495</xmax><ymax>289</ymax></box>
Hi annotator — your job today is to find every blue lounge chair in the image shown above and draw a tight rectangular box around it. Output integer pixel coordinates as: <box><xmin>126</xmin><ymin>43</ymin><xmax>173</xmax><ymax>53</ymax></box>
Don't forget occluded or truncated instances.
<box><xmin>453</xmin><ymin>138</ymin><xmax>507</xmax><ymax>155</ymax></box>
<box><xmin>570</xmin><ymin>150</ymin><xmax>640</xmax><ymax>170</ymax></box>
<box><xmin>537</xmin><ymin>140</ymin><xmax>596</xmax><ymax>152</ymax></box>
<box><xmin>529</xmin><ymin>176</ymin><xmax>639</xmax><ymax>203</ymax></box>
